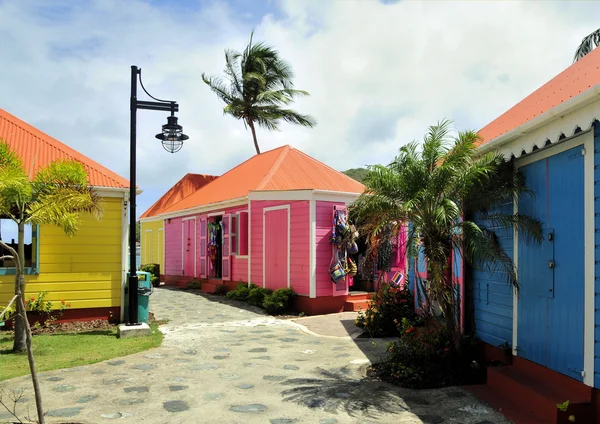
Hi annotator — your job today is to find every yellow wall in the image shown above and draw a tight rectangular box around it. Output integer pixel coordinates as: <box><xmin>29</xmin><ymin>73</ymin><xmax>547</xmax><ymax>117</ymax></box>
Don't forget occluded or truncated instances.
<box><xmin>0</xmin><ymin>196</ymin><xmax>124</xmax><ymax>310</ymax></box>
<box><xmin>140</xmin><ymin>219</ymin><xmax>164</xmax><ymax>274</ymax></box>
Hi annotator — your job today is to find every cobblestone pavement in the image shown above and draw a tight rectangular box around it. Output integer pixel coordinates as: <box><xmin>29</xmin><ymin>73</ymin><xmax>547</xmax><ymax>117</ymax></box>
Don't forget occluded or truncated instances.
<box><xmin>0</xmin><ymin>287</ymin><xmax>510</xmax><ymax>424</ymax></box>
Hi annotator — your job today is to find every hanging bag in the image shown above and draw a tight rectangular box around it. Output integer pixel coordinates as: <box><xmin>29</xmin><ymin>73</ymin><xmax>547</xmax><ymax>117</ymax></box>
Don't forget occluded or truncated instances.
<box><xmin>329</xmin><ymin>247</ymin><xmax>346</xmax><ymax>283</ymax></box>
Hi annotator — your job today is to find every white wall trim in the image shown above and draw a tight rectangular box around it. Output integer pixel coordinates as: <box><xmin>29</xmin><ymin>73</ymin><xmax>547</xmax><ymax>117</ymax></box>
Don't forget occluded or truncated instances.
<box><xmin>97</xmin><ymin>187</ymin><xmax>129</xmax><ymax>198</ymax></box>
<box><xmin>158</xmin><ymin>228</ymin><xmax>164</xmax><ymax>273</ymax></box>
<box><xmin>151</xmin><ymin>197</ymin><xmax>248</xmax><ymax>220</ymax></box>
<box><xmin>262</xmin><ymin>205</ymin><xmax>291</xmax><ymax>289</ymax></box>
<box><xmin>120</xmin><ymin>195</ymin><xmax>129</xmax><ymax>322</ymax></box>
<box><xmin>514</xmin><ymin>130</ymin><xmax>594</xmax><ymax>386</ymax></box>
<box><xmin>583</xmin><ymin>131</ymin><xmax>595</xmax><ymax>386</ymax></box>
<box><xmin>309</xmin><ymin>199</ymin><xmax>317</xmax><ymax>298</ymax></box>
<box><xmin>182</xmin><ymin>216</ymin><xmax>196</xmax><ymax>221</ymax></box>
<box><xmin>249</xmin><ymin>189</ymin><xmax>361</xmax><ymax>205</ymax></box>
<box><xmin>512</xmin><ymin>195</ymin><xmax>518</xmax><ymax>357</ymax></box>
<box><xmin>207</xmin><ymin>211</ymin><xmax>226</xmax><ymax>217</ymax></box>
<box><xmin>248</xmin><ymin>204</ymin><xmax>252</xmax><ymax>286</ymax></box>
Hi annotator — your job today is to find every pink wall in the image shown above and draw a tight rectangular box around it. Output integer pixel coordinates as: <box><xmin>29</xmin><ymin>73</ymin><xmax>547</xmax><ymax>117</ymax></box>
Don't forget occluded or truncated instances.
<box><xmin>164</xmin><ymin>205</ymin><xmax>249</xmax><ymax>281</ymax></box>
<box><xmin>250</xmin><ymin>200</ymin><xmax>310</xmax><ymax>295</ymax></box>
<box><xmin>315</xmin><ymin>201</ymin><xmax>346</xmax><ymax>297</ymax></box>
<box><xmin>164</xmin><ymin>217</ymin><xmax>183</xmax><ymax>276</ymax></box>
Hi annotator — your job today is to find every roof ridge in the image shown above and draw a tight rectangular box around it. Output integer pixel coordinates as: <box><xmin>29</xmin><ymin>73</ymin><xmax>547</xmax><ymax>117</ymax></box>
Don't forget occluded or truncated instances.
<box><xmin>149</xmin><ymin>173</ymin><xmax>220</xmax><ymax>216</ymax></box>
<box><xmin>290</xmin><ymin>147</ymin><xmax>366</xmax><ymax>188</ymax></box>
<box><xmin>256</xmin><ymin>145</ymin><xmax>291</xmax><ymax>190</ymax></box>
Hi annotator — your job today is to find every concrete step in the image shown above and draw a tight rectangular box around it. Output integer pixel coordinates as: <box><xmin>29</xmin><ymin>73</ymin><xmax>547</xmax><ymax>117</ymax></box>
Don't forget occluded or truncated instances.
<box><xmin>344</xmin><ymin>299</ymin><xmax>370</xmax><ymax>311</ymax></box>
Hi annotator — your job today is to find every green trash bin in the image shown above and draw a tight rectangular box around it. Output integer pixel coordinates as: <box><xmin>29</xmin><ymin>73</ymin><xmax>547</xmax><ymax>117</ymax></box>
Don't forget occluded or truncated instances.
<box><xmin>125</xmin><ymin>271</ymin><xmax>153</xmax><ymax>323</ymax></box>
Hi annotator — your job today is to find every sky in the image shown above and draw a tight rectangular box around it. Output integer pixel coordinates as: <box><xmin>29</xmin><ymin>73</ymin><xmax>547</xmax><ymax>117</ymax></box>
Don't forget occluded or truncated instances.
<box><xmin>1</xmin><ymin>0</ymin><xmax>599</xmax><ymax>220</ymax></box>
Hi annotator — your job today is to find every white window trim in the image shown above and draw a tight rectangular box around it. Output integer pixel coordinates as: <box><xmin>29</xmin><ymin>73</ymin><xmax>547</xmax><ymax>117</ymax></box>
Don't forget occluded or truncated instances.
<box><xmin>262</xmin><ymin>205</ymin><xmax>291</xmax><ymax>289</ymax></box>
<box><xmin>232</xmin><ymin>210</ymin><xmax>249</xmax><ymax>259</ymax></box>
<box><xmin>513</xmin><ymin>130</ymin><xmax>594</xmax><ymax>386</ymax></box>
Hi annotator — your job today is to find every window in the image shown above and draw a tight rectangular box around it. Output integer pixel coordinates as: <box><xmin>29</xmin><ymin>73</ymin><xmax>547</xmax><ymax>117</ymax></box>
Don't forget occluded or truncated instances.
<box><xmin>0</xmin><ymin>219</ymin><xmax>39</xmax><ymax>275</ymax></box>
<box><xmin>230</xmin><ymin>211</ymin><xmax>249</xmax><ymax>256</ymax></box>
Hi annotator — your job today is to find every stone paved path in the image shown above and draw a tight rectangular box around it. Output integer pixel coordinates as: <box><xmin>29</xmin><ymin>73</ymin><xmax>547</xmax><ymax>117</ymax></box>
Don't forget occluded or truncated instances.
<box><xmin>0</xmin><ymin>287</ymin><xmax>511</xmax><ymax>423</ymax></box>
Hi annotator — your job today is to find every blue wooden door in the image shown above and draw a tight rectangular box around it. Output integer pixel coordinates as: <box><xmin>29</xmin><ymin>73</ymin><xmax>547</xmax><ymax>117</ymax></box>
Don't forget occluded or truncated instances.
<box><xmin>517</xmin><ymin>145</ymin><xmax>585</xmax><ymax>380</ymax></box>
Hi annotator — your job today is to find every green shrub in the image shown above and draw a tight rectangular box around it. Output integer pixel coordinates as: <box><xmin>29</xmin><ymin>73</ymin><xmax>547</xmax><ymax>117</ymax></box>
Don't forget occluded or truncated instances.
<box><xmin>355</xmin><ymin>283</ymin><xmax>416</xmax><ymax>337</ymax></box>
<box><xmin>374</xmin><ymin>318</ymin><xmax>484</xmax><ymax>389</ymax></box>
<box><xmin>186</xmin><ymin>280</ymin><xmax>202</xmax><ymax>290</ymax></box>
<box><xmin>226</xmin><ymin>283</ymin><xmax>253</xmax><ymax>301</ymax></box>
<box><xmin>247</xmin><ymin>287</ymin><xmax>272</xmax><ymax>308</ymax></box>
<box><xmin>213</xmin><ymin>284</ymin><xmax>228</xmax><ymax>296</ymax></box>
<box><xmin>150</xmin><ymin>276</ymin><xmax>160</xmax><ymax>287</ymax></box>
<box><xmin>263</xmin><ymin>288</ymin><xmax>296</xmax><ymax>315</ymax></box>
<box><xmin>141</xmin><ymin>263</ymin><xmax>160</xmax><ymax>277</ymax></box>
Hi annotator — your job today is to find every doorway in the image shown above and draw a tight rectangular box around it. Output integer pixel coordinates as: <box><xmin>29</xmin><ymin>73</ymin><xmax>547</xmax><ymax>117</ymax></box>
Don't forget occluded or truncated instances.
<box><xmin>208</xmin><ymin>216</ymin><xmax>223</xmax><ymax>278</ymax></box>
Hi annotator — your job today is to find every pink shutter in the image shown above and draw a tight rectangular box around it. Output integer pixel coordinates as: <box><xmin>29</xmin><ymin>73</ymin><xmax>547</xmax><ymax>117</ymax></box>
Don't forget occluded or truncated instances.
<box><xmin>199</xmin><ymin>217</ymin><xmax>207</xmax><ymax>278</ymax></box>
<box><xmin>222</xmin><ymin>215</ymin><xmax>231</xmax><ymax>281</ymax></box>
<box><xmin>239</xmin><ymin>212</ymin><xmax>248</xmax><ymax>256</ymax></box>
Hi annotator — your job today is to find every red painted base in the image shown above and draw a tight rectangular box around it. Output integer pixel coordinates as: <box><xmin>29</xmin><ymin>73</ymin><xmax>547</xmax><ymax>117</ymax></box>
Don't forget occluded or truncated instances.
<box><xmin>292</xmin><ymin>295</ymin><xmax>346</xmax><ymax>315</ymax></box>
<box><xmin>471</xmin><ymin>342</ymin><xmax>596</xmax><ymax>424</ymax></box>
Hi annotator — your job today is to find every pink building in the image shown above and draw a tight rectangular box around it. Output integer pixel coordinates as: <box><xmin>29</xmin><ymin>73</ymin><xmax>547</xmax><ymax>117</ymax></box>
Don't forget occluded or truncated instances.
<box><xmin>149</xmin><ymin>145</ymin><xmax>372</xmax><ymax>314</ymax></box>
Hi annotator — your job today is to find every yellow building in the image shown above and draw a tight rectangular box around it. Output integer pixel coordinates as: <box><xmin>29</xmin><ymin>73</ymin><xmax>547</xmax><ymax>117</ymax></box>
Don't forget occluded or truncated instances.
<box><xmin>139</xmin><ymin>173</ymin><xmax>217</xmax><ymax>278</ymax></box>
<box><xmin>0</xmin><ymin>108</ymin><xmax>130</xmax><ymax>322</ymax></box>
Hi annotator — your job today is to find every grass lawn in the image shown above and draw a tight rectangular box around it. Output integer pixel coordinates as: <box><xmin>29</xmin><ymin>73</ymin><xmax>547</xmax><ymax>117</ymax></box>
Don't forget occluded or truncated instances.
<box><xmin>0</xmin><ymin>323</ymin><xmax>164</xmax><ymax>381</ymax></box>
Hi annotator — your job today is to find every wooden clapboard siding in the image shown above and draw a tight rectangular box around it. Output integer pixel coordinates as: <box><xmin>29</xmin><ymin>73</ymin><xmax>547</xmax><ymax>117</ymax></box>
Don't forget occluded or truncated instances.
<box><xmin>140</xmin><ymin>219</ymin><xmax>164</xmax><ymax>272</ymax></box>
<box><xmin>0</xmin><ymin>196</ymin><xmax>124</xmax><ymax>309</ymax></box>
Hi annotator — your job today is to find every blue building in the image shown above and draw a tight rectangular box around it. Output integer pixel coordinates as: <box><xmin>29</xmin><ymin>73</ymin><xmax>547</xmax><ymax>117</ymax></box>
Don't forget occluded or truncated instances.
<box><xmin>465</xmin><ymin>47</ymin><xmax>600</xmax><ymax>422</ymax></box>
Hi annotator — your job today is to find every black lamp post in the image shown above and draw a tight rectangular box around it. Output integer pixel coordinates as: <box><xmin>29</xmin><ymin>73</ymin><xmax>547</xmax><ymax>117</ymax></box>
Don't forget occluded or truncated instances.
<box><xmin>128</xmin><ymin>65</ymin><xmax>188</xmax><ymax>325</ymax></box>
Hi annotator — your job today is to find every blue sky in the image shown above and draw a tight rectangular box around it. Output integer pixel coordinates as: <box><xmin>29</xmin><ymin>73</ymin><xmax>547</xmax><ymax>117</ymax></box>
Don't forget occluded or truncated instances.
<box><xmin>1</xmin><ymin>0</ymin><xmax>599</xmax><ymax>222</ymax></box>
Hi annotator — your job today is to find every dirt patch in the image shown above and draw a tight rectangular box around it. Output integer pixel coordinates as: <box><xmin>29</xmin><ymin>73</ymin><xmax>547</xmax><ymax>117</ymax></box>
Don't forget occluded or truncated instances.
<box><xmin>30</xmin><ymin>319</ymin><xmax>116</xmax><ymax>335</ymax></box>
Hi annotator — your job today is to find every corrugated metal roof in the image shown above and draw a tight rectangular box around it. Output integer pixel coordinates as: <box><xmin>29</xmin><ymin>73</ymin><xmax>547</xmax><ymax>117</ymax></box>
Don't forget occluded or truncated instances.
<box><xmin>0</xmin><ymin>108</ymin><xmax>129</xmax><ymax>188</ymax></box>
<box><xmin>163</xmin><ymin>145</ymin><xmax>365</xmax><ymax>214</ymax></box>
<box><xmin>140</xmin><ymin>173</ymin><xmax>218</xmax><ymax>218</ymax></box>
<box><xmin>478</xmin><ymin>46</ymin><xmax>600</xmax><ymax>145</ymax></box>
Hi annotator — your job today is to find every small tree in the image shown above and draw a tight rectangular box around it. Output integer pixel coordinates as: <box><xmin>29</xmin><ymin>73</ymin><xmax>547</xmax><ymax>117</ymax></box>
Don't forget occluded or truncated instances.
<box><xmin>0</xmin><ymin>141</ymin><xmax>103</xmax><ymax>424</ymax></box>
<box><xmin>202</xmin><ymin>32</ymin><xmax>316</xmax><ymax>155</ymax></box>
<box><xmin>351</xmin><ymin>120</ymin><xmax>542</xmax><ymax>350</ymax></box>
<box><xmin>0</xmin><ymin>141</ymin><xmax>102</xmax><ymax>352</ymax></box>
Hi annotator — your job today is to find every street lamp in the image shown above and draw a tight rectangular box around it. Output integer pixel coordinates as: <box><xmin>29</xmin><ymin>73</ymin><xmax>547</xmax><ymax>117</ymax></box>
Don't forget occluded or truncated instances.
<box><xmin>128</xmin><ymin>65</ymin><xmax>188</xmax><ymax>325</ymax></box>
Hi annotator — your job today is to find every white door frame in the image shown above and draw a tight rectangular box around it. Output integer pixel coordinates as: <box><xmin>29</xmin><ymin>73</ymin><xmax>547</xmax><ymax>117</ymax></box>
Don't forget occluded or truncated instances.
<box><xmin>262</xmin><ymin>205</ymin><xmax>291</xmax><ymax>289</ymax></box>
<box><xmin>512</xmin><ymin>130</ymin><xmax>594</xmax><ymax>386</ymax></box>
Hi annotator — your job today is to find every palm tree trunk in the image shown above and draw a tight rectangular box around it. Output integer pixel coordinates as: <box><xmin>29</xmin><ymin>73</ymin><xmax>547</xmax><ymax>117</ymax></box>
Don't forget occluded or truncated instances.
<box><xmin>13</xmin><ymin>220</ymin><xmax>26</xmax><ymax>353</ymax></box>
<box><xmin>247</xmin><ymin>119</ymin><xmax>261</xmax><ymax>155</ymax></box>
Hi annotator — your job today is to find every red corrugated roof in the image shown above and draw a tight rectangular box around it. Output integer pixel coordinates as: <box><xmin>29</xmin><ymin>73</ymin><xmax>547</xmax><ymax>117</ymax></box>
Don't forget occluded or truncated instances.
<box><xmin>0</xmin><ymin>108</ymin><xmax>129</xmax><ymax>188</ymax></box>
<box><xmin>163</xmin><ymin>145</ymin><xmax>365</xmax><ymax>214</ymax></box>
<box><xmin>140</xmin><ymin>173</ymin><xmax>218</xmax><ymax>218</ymax></box>
<box><xmin>478</xmin><ymin>46</ymin><xmax>600</xmax><ymax>145</ymax></box>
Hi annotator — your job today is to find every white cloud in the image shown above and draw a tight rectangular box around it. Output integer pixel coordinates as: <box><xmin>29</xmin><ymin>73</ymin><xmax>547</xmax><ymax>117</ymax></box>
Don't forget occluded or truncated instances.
<box><xmin>1</xmin><ymin>0</ymin><xmax>599</xmax><ymax>215</ymax></box>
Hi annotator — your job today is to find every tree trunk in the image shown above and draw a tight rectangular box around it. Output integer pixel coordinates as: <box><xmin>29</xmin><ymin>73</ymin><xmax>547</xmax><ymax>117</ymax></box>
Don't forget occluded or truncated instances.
<box><xmin>248</xmin><ymin>120</ymin><xmax>261</xmax><ymax>155</ymax></box>
<box><xmin>17</xmin><ymin>294</ymin><xmax>45</xmax><ymax>424</ymax></box>
<box><xmin>0</xmin><ymin>239</ymin><xmax>45</xmax><ymax>424</ymax></box>
<box><xmin>13</xmin><ymin>221</ymin><xmax>26</xmax><ymax>353</ymax></box>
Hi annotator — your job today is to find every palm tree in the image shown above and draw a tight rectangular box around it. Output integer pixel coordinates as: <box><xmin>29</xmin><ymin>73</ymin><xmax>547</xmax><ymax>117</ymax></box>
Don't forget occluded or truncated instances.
<box><xmin>574</xmin><ymin>28</ymin><xmax>600</xmax><ymax>62</ymax></box>
<box><xmin>350</xmin><ymin>120</ymin><xmax>542</xmax><ymax>350</ymax></box>
<box><xmin>202</xmin><ymin>32</ymin><xmax>316</xmax><ymax>155</ymax></box>
<box><xmin>0</xmin><ymin>141</ymin><xmax>102</xmax><ymax>353</ymax></box>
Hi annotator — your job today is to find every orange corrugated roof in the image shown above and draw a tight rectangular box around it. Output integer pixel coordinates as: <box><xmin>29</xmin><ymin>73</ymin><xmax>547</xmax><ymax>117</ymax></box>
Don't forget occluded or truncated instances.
<box><xmin>140</xmin><ymin>173</ymin><xmax>218</xmax><ymax>218</ymax></box>
<box><xmin>0</xmin><ymin>108</ymin><xmax>129</xmax><ymax>188</ymax></box>
<box><xmin>478</xmin><ymin>46</ymin><xmax>600</xmax><ymax>145</ymax></box>
<box><xmin>163</xmin><ymin>145</ymin><xmax>365</xmax><ymax>214</ymax></box>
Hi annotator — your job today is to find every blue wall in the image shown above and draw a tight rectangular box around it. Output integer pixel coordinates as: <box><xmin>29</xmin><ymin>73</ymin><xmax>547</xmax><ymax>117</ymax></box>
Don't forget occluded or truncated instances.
<box><xmin>594</xmin><ymin>121</ymin><xmax>600</xmax><ymax>388</ymax></box>
<box><xmin>472</xmin><ymin>203</ymin><xmax>515</xmax><ymax>348</ymax></box>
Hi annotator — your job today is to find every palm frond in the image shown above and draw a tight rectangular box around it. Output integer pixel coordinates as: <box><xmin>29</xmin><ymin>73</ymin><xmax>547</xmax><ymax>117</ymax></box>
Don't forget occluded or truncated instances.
<box><xmin>574</xmin><ymin>28</ymin><xmax>600</xmax><ymax>62</ymax></box>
